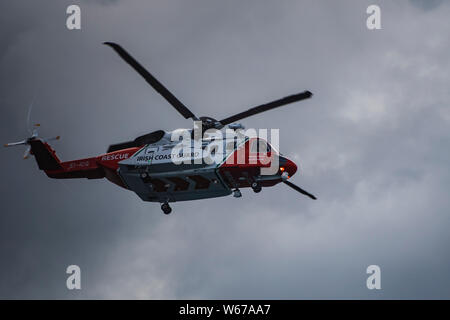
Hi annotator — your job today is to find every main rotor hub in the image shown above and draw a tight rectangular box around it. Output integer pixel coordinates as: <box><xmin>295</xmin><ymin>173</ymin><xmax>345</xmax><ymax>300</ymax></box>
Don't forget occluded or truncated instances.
<box><xmin>199</xmin><ymin>116</ymin><xmax>223</xmax><ymax>130</ymax></box>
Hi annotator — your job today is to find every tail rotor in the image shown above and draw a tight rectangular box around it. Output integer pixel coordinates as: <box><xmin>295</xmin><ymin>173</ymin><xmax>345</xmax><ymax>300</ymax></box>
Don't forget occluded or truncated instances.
<box><xmin>4</xmin><ymin>103</ymin><xmax>60</xmax><ymax>159</ymax></box>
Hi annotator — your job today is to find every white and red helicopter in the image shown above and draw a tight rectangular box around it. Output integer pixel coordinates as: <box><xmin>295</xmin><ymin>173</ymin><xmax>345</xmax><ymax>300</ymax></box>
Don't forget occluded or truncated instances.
<box><xmin>5</xmin><ymin>42</ymin><xmax>316</xmax><ymax>214</ymax></box>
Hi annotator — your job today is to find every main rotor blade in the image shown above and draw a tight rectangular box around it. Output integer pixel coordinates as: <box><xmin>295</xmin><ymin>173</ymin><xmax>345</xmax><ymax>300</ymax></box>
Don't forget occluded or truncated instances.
<box><xmin>283</xmin><ymin>180</ymin><xmax>317</xmax><ymax>200</ymax></box>
<box><xmin>104</xmin><ymin>42</ymin><xmax>197</xmax><ymax>120</ymax></box>
<box><xmin>220</xmin><ymin>91</ymin><xmax>313</xmax><ymax>125</ymax></box>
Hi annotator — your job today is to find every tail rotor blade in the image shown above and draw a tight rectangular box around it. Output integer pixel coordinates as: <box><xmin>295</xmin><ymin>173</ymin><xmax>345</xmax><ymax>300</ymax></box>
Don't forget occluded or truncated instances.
<box><xmin>26</xmin><ymin>100</ymin><xmax>34</xmax><ymax>134</ymax></box>
<box><xmin>44</xmin><ymin>135</ymin><xmax>60</xmax><ymax>142</ymax></box>
<box><xmin>23</xmin><ymin>145</ymin><xmax>31</xmax><ymax>159</ymax></box>
<box><xmin>4</xmin><ymin>140</ymin><xmax>27</xmax><ymax>147</ymax></box>
<box><xmin>283</xmin><ymin>180</ymin><xmax>317</xmax><ymax>200</ymax></box>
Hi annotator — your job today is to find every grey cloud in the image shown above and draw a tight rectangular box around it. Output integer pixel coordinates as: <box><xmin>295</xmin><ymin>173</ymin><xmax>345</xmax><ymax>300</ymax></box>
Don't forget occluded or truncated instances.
<box><xmin>410</xmin><ymin>0</ymin><xmax>445</xmax><ymax>11</ymax></box>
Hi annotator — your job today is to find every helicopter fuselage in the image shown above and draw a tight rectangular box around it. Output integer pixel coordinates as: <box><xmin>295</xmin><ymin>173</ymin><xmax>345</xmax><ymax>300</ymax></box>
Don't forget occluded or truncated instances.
<box><xmin>42</xmin><ymin>133</ymin><xmax>297</xmax><ymax>204</ymax></box>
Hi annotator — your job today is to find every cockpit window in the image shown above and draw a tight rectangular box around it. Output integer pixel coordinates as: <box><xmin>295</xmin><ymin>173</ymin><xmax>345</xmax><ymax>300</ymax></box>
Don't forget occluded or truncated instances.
<box><xmin>251</xmin><ymin>139</ymin><xmax>271</xmax><ymax>153</ymax></box>
<box><xmin>226</xmin><ymin>137</ymin><xmax>238</xmax><ymax>152</ymax></box>
<box><xmin>251</xmin><ymin>140</ymin><xmax>258</xmax><ymax>153</ymax></box>
<box><xmin>259</xmin><ymin>140</ymin><xmax>270</xmax><ymax>153</ymax></box>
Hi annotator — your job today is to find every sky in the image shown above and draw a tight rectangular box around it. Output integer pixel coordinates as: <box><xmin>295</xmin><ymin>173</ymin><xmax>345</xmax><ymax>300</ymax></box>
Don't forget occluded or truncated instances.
<box><xmin>0</xmin><ymin>0</ymin><xmax>449</xmax><ymax>299</ymax></box>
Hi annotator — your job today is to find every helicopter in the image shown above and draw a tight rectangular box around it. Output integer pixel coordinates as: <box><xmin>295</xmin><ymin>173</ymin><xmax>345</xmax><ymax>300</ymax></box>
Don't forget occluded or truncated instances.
<box><xmin>4</xmin><ymin>42</ymin><xmax>316</xmax><ymax>214</ymax></box>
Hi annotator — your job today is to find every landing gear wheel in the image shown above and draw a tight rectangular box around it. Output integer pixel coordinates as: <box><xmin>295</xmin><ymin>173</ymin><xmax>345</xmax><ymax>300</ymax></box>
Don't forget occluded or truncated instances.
<box><xmin>161</xmin><ymin>202</ymin><xmax>172</xmax><ymax>214</ymax></box>
<box><xmin>251</xmin><ymin>182</ymin><xmax>262</xmax><ymax>193</ymax></box>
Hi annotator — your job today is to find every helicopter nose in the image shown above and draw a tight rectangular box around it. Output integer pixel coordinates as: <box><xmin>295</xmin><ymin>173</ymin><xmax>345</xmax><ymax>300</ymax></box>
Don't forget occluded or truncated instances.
<box><xmin>280</xmin><ymin>157</ymin><xmax>298</xmax><ymax>177</ymax></box>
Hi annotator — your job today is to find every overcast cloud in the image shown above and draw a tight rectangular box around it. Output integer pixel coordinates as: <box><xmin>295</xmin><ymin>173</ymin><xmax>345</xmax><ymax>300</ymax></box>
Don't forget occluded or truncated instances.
<box><xmin>1</xmin><ymin>0</ymin><xmax>449</xmax><ymax>299</ymax></box>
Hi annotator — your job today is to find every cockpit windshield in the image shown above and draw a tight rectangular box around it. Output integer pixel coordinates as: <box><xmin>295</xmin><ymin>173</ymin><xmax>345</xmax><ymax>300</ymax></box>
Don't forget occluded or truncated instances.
<box><xmin>251</xmin><ymin>138</ymin><xmax>271</xmax><ymax>153</ymax></box>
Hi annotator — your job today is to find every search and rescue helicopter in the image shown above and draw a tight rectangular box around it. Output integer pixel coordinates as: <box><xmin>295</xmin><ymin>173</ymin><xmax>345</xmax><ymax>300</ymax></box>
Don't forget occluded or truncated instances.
<box><xmin>4</xmin><ymin>42</ymin><xmax>316</xmax><ymax>214</ymax></box>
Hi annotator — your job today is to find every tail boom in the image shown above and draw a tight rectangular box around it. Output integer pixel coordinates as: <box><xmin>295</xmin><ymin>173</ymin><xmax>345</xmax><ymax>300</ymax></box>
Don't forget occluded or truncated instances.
<box><xmin>30</xmin><ymin>140</ymin><xmax>140</xmax><ymax>188</ymax></box>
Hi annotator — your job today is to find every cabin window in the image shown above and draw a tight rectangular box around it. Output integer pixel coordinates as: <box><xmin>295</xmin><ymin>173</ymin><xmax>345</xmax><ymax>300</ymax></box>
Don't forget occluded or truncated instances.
<box><xmin>188</xmin><ymin>175</ymin><xmax>210</xmax><ymax>189</ymax></box>
<box><xmin>167</xmin><ymin>177</ymin><xmax>189</xmax><ymax>191</ymax></box>
<box><xmin>143</xmin><ymin>177</ymin><xmax>168</xmax><ymax>192</ymax></box>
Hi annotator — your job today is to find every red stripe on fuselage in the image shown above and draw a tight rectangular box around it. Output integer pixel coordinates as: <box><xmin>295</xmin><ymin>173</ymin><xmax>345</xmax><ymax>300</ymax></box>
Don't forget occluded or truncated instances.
<box><xmin>44</xmin><ymin>147</ymin><xmax>141</xmax><ymax>187</ymax></box>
